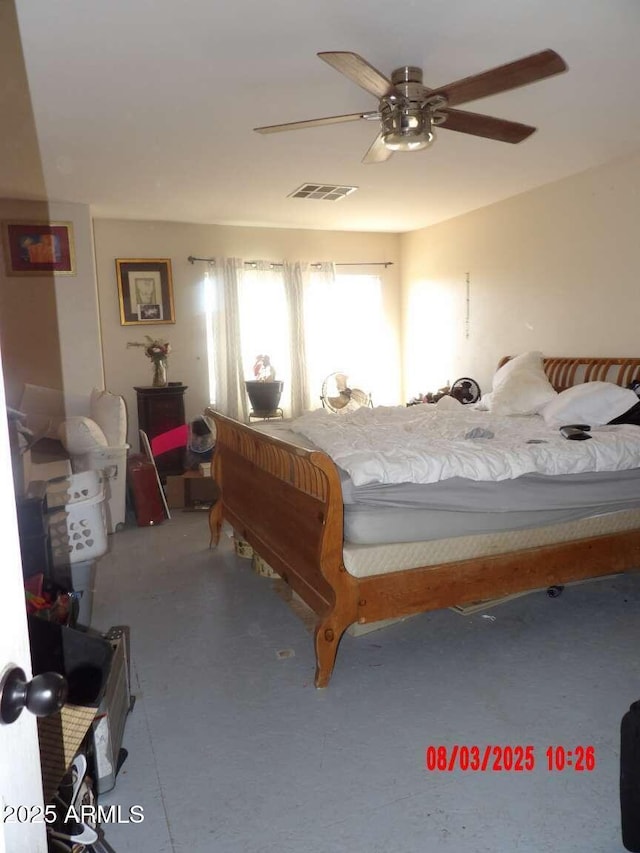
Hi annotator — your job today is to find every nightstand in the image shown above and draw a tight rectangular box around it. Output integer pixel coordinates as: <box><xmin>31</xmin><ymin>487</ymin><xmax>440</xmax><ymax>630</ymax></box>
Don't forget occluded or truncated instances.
<box><xmin>134</xmin><ymin>385</ymin><xmax>188</xmax><ymax>479</ymax></box>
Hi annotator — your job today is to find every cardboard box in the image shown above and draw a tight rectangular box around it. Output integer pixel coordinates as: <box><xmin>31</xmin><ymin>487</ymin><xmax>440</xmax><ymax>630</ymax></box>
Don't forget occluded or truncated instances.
<box><xmin>165</xmin><ymin>470</ymin><xmax>219</xmax><ymax>509</ymax></box>
<box><xmin>165</xmin><ymin>474</ymin><xmax>186</xmax><ymax>509</ymax></box>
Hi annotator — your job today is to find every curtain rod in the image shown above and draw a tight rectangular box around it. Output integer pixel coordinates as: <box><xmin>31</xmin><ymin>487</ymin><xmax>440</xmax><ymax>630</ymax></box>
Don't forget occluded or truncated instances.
<box><xmin>187</xmin><ymin>255</ymin><xmax>393</xmax><ymax>268</ymax></box>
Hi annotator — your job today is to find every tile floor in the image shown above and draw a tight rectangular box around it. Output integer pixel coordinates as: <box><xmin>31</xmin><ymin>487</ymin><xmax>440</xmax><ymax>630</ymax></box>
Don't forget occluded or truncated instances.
<box><xmin>91</xmin><ymin>510</ymin><xmax>640</xmax><ymax>853</ymax></box>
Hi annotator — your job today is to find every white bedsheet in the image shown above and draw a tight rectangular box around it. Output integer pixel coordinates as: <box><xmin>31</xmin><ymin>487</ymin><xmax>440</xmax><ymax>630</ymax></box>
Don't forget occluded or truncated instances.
<box><xmin>290</xmin><ymin>405</ymin><xmax>640</xmax><ymax>486</ymax></box>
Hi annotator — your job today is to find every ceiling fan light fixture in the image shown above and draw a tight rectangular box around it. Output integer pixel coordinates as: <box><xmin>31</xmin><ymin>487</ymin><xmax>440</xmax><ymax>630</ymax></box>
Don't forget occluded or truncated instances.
<box><xmin>382</xmin><ymin>129</ymin><xmax>434</xmax><ymax>152</ymax></box>
<box><xmin>380</xmin><ymin>105</ymin><xmax>435</xmax><ymax>152</ymax></box>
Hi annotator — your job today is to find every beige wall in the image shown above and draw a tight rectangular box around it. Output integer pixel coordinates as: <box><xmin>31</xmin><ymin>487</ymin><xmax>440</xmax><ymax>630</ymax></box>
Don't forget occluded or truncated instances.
<box><xmin>0</xmin><ymin>199</ymin><xmax>104</xmax><ymax>413</ymax></box>
<box><xmin>0</xmin><ymin>199</ymin><xmax>63</xmax><ymax>408</ymax></box>
<box><xmin>400</xmin><ymin>150</ymin><xmax>640</xmax><ymax>401</ymax></box>
<box><xmin>93</xmin><ymin>219</ymin><xmax>402</xmax><ymax>444</ymax></box>
<box><xmin>48</xmin><ymin>200</ymin><xmax>104</xmax><ymax>414</ymax></box>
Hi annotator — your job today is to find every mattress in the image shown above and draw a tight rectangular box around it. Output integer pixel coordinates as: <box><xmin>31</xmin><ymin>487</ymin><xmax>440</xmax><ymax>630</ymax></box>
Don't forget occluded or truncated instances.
<box><xmin>251</xmin><ymin>421</ymin><xmax>640</xmax><ymax>545</ymax></box>
<box><xmin>342</xmin><ymin>499</ymin><xmax>640</xmax><ymax>545</ymax></box>
<box><xmin>343</xmin><ymin>507</ymin><xmax>640</xmax><ymax>578</ymax></box>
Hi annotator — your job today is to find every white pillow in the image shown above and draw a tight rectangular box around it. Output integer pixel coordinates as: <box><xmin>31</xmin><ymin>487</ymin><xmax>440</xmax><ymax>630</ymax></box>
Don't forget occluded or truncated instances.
<box><xmin>484</xmin><ymin>351</ymin><xmax>557</xmax><ymax>416</ymax></box>
<box><xmin>541</xmin><ymin>382</ymin><xmax>639</xmax><ymax>427</ymax></box>
<box><xmin>90</xmin><ymin>389</ymin><xmax>127</xmax><ymax>446</ymax></box>
<box><xmin>58</xmin><ymin>417</ymin><xmax>109</xmax><ymax>455</ymax></box>
<box><xmin>435</xmin><ymin>394</ymin><xmax>463</xmax><ymax>410</ymax></box>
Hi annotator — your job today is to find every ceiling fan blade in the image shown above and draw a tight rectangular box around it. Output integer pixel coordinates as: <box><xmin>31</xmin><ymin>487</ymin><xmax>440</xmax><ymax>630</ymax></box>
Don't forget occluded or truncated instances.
<box><xmin>431</xmin><ymin>49</ymin><xmax>567</xmax><ymax>108</ymax></box>
<box><xmin>440</xmin><ymin>108</ymin><xmax>536</xmax><ymax>143</ymax></box>
<box><xmin>254</xmin><ymin>112</ymin><xmax>369</xmax><ymax>134</ymax></box>
<box><xmin>318</xmin><ymin>51</ymin><xmax>393</xmax><ymax>99</ymax></box>
<box><xmin>362</xmin><ymin>132</ymin><xmax>393</xmax><ymax>164</ymax></box>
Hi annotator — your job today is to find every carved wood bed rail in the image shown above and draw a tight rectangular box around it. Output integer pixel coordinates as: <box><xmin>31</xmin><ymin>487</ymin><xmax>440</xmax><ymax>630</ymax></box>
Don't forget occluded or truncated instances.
<box><xmin>206</xmin><ymin>356</ymin><xmax>640</xmax><ymax>687</ymax></box>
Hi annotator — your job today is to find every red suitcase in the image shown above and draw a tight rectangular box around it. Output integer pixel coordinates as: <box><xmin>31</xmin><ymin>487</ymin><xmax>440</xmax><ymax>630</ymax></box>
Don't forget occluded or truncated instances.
<box><xmin>127</xmin><ymin>453</ymin><xmax>167</xmax><ymax>526</ymax></box>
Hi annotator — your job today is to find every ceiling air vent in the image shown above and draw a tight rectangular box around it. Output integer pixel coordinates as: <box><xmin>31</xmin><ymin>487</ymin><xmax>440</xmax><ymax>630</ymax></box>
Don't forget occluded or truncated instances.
<box><xmin>288</xmin><ymin>183</ymin><xmax>357</xmax><ymax>201</ymax></box>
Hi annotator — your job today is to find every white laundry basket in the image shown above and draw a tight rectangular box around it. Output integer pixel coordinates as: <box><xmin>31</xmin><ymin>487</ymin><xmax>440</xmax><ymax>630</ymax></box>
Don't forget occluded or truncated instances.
<box><xmin>48</xmin><ymin>479</ymin><xmax>108</xmax><ymax>567</ymax></box>
<box><xmin>71</xmin><ymin>445</ymin><xmax>129</xmax><ymax>533</ymax></box>
<box><xmin>46</xmin><ymin>469</ymin><xmax>103</xmax><ymax>510</ymax></box>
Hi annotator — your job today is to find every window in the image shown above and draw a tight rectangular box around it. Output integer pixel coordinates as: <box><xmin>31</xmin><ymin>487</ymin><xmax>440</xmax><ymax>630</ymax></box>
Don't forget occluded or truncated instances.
<box><xmin>237</xmin><ymin>266</ymin><xmax>291</xmax><ymax>410</ymax></box>
<box><xmin>206</xmin><ymin>262</ymin><xmax>397</xmax><ymax>418</ymax></box>
<box><xmin>305</xmin><ymin>273</ymin><xmax>390</xmax><ymax>407</ymax></box>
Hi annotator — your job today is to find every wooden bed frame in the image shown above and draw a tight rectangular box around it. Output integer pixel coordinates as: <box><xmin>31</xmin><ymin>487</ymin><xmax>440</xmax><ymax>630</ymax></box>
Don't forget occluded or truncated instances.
<box><xmin>207</xmin><ymin>356</ymin><xmax>640</xmax><ymax>687</ymax></box>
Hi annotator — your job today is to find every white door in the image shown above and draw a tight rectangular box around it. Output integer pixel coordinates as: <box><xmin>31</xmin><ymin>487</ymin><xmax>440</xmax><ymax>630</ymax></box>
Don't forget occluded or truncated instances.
<box><xmin>0</xmin><ymin>339</ymin><xmax>46</xmax><ymax>852</ymax></box>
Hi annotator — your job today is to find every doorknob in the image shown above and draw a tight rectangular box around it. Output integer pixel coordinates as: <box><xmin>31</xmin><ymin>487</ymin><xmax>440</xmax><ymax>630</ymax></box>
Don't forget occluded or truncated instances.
<box><xmin>0</xmin><ymin>666</ymin><xmax>67</xmax><ymax>725</ymax></box>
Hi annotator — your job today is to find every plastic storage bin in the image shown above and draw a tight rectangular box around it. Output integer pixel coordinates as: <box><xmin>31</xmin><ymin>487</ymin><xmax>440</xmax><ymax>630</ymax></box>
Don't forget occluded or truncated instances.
<box><xmin>48</xmin><ymin>484</ymin><xmax>108</xmax><ymax>567</ymax></box>
<box><xmin>71</xmin><ymin>445</ymin><xmax>129</xmax><ymax>534</ymax></box>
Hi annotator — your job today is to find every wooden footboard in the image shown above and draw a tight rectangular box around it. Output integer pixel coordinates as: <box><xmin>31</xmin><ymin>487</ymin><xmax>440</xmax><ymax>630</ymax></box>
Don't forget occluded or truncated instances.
<box><xmin>206</xmin><ymin>361</ymin><xmax>640</xmax><ymax>687</ymax></box>
<box><xmin>205</xmin><ymin>410</ymin><xmax>359</xmax><ymax>686</ymax></box>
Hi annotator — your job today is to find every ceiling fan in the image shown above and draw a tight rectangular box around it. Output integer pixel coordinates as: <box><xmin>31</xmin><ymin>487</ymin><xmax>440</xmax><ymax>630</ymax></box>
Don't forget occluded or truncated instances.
<box><xmin>254</xmin><ymin>49</ymin><xmax>567</xmax><ymax>164</ymax></box>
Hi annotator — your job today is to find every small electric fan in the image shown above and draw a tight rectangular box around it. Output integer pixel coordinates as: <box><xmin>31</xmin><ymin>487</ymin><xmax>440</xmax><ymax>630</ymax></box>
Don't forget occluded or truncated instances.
<box><xmin>321</xmin><ymin>372</ymin><xmax>371</xmax><ymax>413</ymax></box>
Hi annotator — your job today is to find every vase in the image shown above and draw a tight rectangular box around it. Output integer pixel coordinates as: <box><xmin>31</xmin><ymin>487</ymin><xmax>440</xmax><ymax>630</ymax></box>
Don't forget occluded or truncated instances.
<box><xmin>152</xmin><ymin>359</ymin><xmax>168</xmax><ymax>387</ymax></box>
<box><xmin>244</xmin><ymin>380</ymin><xmax>283</xmax><ymax>415</ymax></box>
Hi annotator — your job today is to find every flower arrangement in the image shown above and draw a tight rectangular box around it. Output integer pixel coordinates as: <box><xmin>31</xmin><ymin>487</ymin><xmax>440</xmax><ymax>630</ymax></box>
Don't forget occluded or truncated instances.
<box><xmin>253</xmin><ymin>354</ymin><xmax>276</xmax><ymax>381</ymax></box>
<box><xmin>128</xmin><ymin>336</ymin><xmax>171</xmax><ymax>386</ymax></box>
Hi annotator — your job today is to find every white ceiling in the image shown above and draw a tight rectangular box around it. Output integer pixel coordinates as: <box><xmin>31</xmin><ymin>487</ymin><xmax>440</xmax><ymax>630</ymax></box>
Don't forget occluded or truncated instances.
<box><xmin>10</xmin><ymin>0</ymin><xmax>640</xmax><ymax>233</ymax></box>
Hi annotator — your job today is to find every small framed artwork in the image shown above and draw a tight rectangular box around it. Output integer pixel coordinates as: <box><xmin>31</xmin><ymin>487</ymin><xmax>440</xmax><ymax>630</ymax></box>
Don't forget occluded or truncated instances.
<box><xmin>2</xmin><ymin>221</ymin><xmax>76</xmax><ymax>276</ymax></box>
<box><xmin>115</xmin><ymin>258</ymin><xmax>175</xmax><ymax>325</ymax></box>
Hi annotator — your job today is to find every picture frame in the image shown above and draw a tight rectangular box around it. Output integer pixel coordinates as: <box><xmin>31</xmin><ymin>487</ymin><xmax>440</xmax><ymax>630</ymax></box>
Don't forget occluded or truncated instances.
<box><xmin>115</xmin><ymin>258</ymin><xmax>175</xmax><ymax>325</ymax></box>
<box><xmin>2</xmin><ymin>221</ymin><xmax>76</xmax><ymax>276</ymax></box>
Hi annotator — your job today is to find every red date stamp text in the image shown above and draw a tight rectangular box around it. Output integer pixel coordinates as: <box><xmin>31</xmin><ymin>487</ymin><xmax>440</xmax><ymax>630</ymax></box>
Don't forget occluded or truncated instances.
<box><xmin>424</xmin><ymin>744</ymin><xmax>596</xmax><ymax>772</ymax></box>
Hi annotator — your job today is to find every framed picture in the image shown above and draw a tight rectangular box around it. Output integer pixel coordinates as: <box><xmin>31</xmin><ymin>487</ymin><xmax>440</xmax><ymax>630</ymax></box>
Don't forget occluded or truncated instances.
<box><xmin>2</xmin><ymin>221</ymin><xmax>76</xmax><ymax>276</ymax></box>
<box><xmin>115</xmin><ymin>258</ymin><xmax>175</xmax><ymax>325</ymax></box>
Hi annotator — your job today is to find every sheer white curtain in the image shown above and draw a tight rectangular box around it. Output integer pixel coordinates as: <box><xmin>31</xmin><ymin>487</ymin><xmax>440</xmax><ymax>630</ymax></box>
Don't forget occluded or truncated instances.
<box><xmin>205</xmin><ymin>257</ymin><xmax>247</xmax><ymax>421</ymax></box>
<box><xmin>284</xmin><ymin>261</ymin><xmax>317</xmax><ymax>417</ymax></box>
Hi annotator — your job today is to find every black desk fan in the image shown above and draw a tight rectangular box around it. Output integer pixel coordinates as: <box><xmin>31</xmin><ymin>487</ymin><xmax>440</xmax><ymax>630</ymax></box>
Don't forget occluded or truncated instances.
<box><xmin>449</xmin><ymin>377</ymin><xmax>481</xmax><ymax>404</ymax></box>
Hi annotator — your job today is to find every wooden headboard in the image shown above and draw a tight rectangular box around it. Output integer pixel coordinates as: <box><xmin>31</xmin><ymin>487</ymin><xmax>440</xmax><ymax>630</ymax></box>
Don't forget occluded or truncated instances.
<box><xmin>497</xmin><ymin>356</ymin><xmax>640</xmax><ymax>392</ymax></box>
